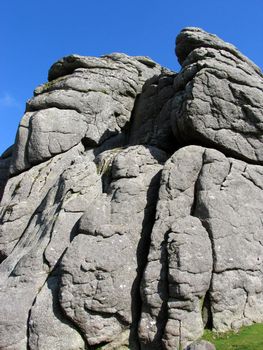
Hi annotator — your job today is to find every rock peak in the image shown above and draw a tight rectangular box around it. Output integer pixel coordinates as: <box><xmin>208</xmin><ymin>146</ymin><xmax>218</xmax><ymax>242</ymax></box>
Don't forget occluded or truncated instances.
<box><xmin>176</xmin><ymin>27</ymin><xmax>262</xmax><ymax>76</ymax></box>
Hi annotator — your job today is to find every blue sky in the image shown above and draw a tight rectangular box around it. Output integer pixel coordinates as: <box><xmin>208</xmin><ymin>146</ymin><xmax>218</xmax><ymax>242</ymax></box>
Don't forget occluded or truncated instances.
<box><xmin>1</xmin><ymin>0</ymin><xmax>263</xmax><ymax>154</ymax></box>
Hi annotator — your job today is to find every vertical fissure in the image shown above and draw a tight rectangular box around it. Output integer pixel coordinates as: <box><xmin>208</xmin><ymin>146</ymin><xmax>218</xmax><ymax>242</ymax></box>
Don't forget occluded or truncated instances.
<box><xmin>158</xmin><ymin>229</ymin><xmax>171</xmax><ymax>349</ymax></box>
<box><xmin>202</xmin><ymin>292</ymin><xmax>213</xmax><ymax>330</ymax></box>
<box><xmin>191</xmin><ymin>154</ymin><xmax>215</xmax><ymax>331</ymax></box>
<box><xmin>130</xmin><ymin>170</ymin><xmax>164</xmax><ymax>350</ymax></box>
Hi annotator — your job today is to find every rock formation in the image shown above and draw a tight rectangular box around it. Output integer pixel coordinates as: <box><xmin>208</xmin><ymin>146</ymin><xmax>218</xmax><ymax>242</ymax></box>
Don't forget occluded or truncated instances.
<box><xmin>0</xmin><ymin>27</ymin><xmax>263</xmax><ymax>350</ymax></box>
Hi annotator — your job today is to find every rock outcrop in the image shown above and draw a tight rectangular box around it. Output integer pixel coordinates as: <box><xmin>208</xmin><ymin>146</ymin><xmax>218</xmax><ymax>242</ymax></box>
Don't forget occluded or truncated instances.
<box><xmin>0</xmin><ymin>27</ymin><xmax>263</xmax><ymax>350</ymax></box>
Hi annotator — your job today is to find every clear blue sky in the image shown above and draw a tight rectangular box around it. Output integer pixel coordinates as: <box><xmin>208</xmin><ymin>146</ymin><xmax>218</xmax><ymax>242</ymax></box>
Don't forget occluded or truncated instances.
<box><xmin>1</xmin><ymin>0</ymin><xmax>263</xmax><ymax>154</ymax></box>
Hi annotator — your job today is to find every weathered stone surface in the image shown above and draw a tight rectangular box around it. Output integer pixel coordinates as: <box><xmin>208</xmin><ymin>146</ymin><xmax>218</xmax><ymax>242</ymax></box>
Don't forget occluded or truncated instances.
<box><xmin>195</xmin><ymin>150</ymin><xmax>263</xmax><ymax>331</ymax></box>
<box><xmin>47</xmin><ymin>53</ymin><xmax>162</xmax><ymax>82</ymax></box>
<box><xmin>0</xmin><ymin>145</ymin><xmax>101</xmax><ymax>349</ymax></box>
<box><xmin>0</xmin><ymin>158</ymin><xmax>10</xmax><ymax>200</ymax></box>
<box><xmin>0</xmin><ymin>146</ymin><xmax>12</xmax><ymax>200</ymax></box>
<box><xmin>10</xmin><ymin>54</ymin><xmax>164</xmax><ymax>174</ymax></box>
<box><xmin>0</xmin><ymin>144</ymin><xmax>89</xmax><ymax>260</ymax></box>
<box><xmin>176</xmin><ymin>27</ymin><xmax>262</xmax><ymax>74</ymax></box>
<box><xmin>139</xmin><ymin>146</ymin><xmax>213</xmax><ymax>350</ymax></box>
<box><xmin>28</xmin><ymin>108</ymin><xmax>88</xmax><ymax>164</ymax></box>
<box><xmin>171</xmin><ymin>27</ymin><xmax>263</xmax><ymax>164</ymax></box>
<box><xmin>0</xmin><ymin>240</ymin><xmax>49</xmax><ymax>349</ymax></box>
<box><xmin>129</xmin><ymin>72</ymin><xmax>176</xmax><ymax>152</ymax></box>
<box><xmin>140</xmin><ymin>145</ymin><xmax>263</xmax><ymax>348</ymax></box>
<box><xmin>1</xmin><ymin>27</ymin><xmax>263</xmax><ymax>350</ymax></box>
<box><xmin>59</xmin><ymin>145</ymin><xmax>167</xmax><ymax>346</ymax></box>
<box><xmin>28</xmin><ymin>275</ymin><xmax>85</xmax><ymax>350</ymax></box>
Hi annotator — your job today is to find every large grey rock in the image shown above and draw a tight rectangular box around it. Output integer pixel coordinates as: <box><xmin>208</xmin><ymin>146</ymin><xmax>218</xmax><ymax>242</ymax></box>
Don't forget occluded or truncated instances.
<box><xmin>0</xmin><ymin>145</ymin><xmax>101</xmax><ymax>349</ymax></box>
<box><xmin>0</xmin><ymin>143</ymin><xmax>92</xmax><ymax>260</ymax></box>
<box><xmin>171</xmin><ymin>27</ymin><xmax>263</xmax><ymax>163</ymax></box>
<box><xmin>59</xmin><ymin>145</ymin><xmax>167</xmax><ymax>347</ymax></box>
<box><xmin>139</xmin><ymin>146</ymin><xmax>213</xmax><ymax>350</ymax></box>
<box><xmin>195</xmin><ymin>150</ymin><xmax>263</xmax><ymax>331</ymax></box>
<box><xmin>47</xmin><ymin>53</ymin><xmax>163</xmax><ymax>82</ymax></box>
<box><xmin>176</xmin><ymin>27</ymin><xmax>262</xmax><ymax>73</ymax></box>
<box><xmin>27</xmin><ymin>108</ymin><xmax>88</xmax><ymax>164</ymax></box>
<box><xmin>10</xmin><ymin>54</ymin><xmax>164</xmax><ymax>174</ymax></box>
<box><xmin>1</xmin><ymin>27</ymin><xmax>263</xmax><ymax>350</ymax></box>
<box><xmin>140</xmin><ymin>145</ymin><xmax>263</xmax><ymax>348</ymax></box>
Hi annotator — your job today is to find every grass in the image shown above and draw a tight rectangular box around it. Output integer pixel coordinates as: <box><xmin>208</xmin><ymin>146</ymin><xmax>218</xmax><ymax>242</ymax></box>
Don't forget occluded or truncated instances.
<box><xmin>202</xmin><ymin>323</ymin><xmax>263</xmax><ymax>350</ymax></box>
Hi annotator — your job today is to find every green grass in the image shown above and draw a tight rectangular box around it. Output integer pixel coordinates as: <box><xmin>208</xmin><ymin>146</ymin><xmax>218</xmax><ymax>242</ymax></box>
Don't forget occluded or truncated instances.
<box><xmin>202</xmin><ymin>323</ymin><xmax>263</xmax><ymax>350</ymax></box>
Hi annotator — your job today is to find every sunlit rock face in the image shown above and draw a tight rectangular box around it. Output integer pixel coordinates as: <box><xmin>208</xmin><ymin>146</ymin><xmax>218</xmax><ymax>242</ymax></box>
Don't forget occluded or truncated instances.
<box><xmin>0</xmin><ymin>27</ymin><xmax>263</xmax><ymax>350</ymax></box>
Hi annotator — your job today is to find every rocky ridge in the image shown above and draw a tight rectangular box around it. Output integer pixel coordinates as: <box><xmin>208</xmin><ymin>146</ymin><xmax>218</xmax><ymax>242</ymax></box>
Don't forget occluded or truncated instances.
<box><xmin>0</xmin><ymin>28</ymin><xmax>263</xmax><ymax>350</ymax></box>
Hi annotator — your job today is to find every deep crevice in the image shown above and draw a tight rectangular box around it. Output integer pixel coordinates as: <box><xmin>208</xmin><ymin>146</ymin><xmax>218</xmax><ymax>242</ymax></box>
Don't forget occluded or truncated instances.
<box><xmin>202</xmin><ymin>292</ymin><xmax>213</xmax><ymax>330</ymax></box>
<box><xmin>26</xmin><ymin>259</ymin><xmax>51</xmax><ymax>350</ymax></box>
<box><xmin>190</xmin><ymin>153</ymin><xmax>215</xmax><ymax>331</ymax></box>
<box><xmin>139</xmin><ymin>229</ymin><xmax>171</xmax><ymax>350</ymax></box>
<box><xmin>157</xmin><ymin>229</ymin><xmax>171</xmax><ymax>350</ymax></box>
<box><xmin>129</xmin><ymin>170</ymin><xmax>165</xmax><ymax>350</ymax></box>
<box><xmin>26</xmin><ymin>288</ymin><xmax>41</xmax><ymax>350</ymax></box>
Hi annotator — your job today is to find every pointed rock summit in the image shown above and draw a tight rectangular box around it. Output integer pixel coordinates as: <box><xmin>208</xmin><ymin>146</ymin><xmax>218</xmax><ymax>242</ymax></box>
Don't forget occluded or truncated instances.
<box><xmin>0</xmin><ymin>28</ymin><xmax>263</xmax><ymax>350</ymax></box>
